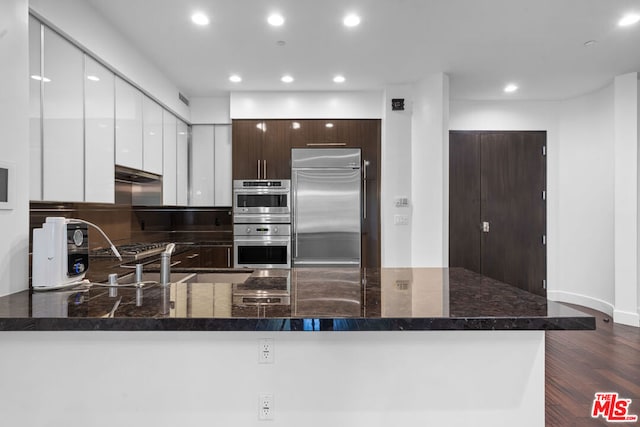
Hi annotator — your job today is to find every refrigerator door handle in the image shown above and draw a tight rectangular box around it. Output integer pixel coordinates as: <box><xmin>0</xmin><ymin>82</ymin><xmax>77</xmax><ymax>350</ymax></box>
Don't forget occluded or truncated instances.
<box><xmin>363</xmin><ymin>160</ymin><xmax>370</xmax><ymax>220</ymax></box>
<box><xmin>292</xmin><ymin>173</ymin><xmax>298</xmax><ymax>259</ymax></box>
<box><xmin>257</xmin><ymin>160</ymin><xmax>261</xmax><ymax>180</ymax></box>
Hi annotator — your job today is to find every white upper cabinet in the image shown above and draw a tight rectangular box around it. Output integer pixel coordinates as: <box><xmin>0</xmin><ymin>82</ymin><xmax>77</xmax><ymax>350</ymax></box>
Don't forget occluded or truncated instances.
<box><xmin>190</xmin><ymin>125</ymin><xmax>215</xmax><ymax>206</ymax></box>
<box><xmin>84</xmin><ymin>56</ymin><xmax>115</xmax><ymax>203</ymax></box>
<box><xmin>29</xmin><ymin>17</ymin><xmax>42</xmax><ymax>201</ymax></box>
<box><xmin>214</xmin><ymin>125</ymin><xmax>232</xmax><ymax>206</ymax></box>
<box><xmin>190</xmin><ymin>124</ymin><xmax>233</xmax><ymax>207</ymax></box>
<box><xmin>162</xmin><ymin>110</ymin><xmax>177</xmax><ymax>205</ymax></box>
<box><xmin>176</xmin><ymin>121</ymin><xmax>189</xmax><ymax>206</ymax></box>
<box><xmin>143</xmin><ymin>96</ymin><xmax>163</xmax><ymax>174</ymax></box>
<box><xmin>115</xmin><ymin>77</ymin><xmax>143</xmax><ymax>170</ymax></box>
<box><xmin>42</xmin><ymin>27</ymin><xmax>84</xmax><ymax>202</ymax></box>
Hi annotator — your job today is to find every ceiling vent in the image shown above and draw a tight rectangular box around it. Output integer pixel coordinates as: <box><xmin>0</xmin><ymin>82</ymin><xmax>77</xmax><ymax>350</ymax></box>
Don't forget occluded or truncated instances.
<box><xmin>178</xmin><ymin>92</ymin><xmax>190</xmax><ymax>106</ymax></box>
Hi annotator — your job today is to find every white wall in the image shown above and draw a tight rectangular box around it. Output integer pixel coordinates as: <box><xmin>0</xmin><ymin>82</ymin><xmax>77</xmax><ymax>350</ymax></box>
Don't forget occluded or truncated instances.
<box><xmin>230</xmin><ymin>91</ymin><xmax>383</xmax><ymax>119</ymax></box>
<box><xmin>556</xmin><ymin>85</ymin><xmax>615</xmax><ymax>314</ymax></box>
<box><xmin>190</xmin><ymin>96</ymin><xmax>230</xmax><ymax>124</ymax></box>
<box><xmin>450</xmin><ymin>89</ymin><xmax>618</xmax><ymax>318</ymax></box>
<box><xmin>614</xmin><ymin>73</ymin><xmax>639</xmax><ymax>326</ymax></box>
<box><xmin>29</xmin><ymin>0</ymin><xmax>190</xmax><ymax>121</ymax></box>
<box><xmin>0</xmin><ymin>0</ymin><xmax>30</xmax><ymax>297</ymax></box>
<box><xmin>410</xmin><ymin>74</ymin><xmax>450</xmax><ymax>267</ymax></box>
<box><xmin>381</xmin><ymin>86</ymin><xmax>413</xmax><ymax>267</ymax></box>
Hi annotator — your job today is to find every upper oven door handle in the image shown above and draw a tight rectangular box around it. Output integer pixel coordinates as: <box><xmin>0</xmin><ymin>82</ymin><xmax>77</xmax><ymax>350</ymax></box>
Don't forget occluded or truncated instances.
<box><xmin>234</xmin><ymin>236</ymin><xmax>291</xmax><ymax>244</ymax></box>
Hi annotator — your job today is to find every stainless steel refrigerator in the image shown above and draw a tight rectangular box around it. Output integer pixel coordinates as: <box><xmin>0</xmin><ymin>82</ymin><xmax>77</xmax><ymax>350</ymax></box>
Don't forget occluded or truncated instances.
<box><xmin>291</xmin><ymin>148</ymin><xmax>361</xmax><ymax>267</ymax></box>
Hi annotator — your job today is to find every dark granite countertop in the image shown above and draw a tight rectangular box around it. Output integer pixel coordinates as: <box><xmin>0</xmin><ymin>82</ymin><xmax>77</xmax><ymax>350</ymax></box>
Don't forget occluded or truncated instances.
<box><xmin>0</xmin><ymin>268</ymin><xmax>595</xmax><ymax>332</ymax></box>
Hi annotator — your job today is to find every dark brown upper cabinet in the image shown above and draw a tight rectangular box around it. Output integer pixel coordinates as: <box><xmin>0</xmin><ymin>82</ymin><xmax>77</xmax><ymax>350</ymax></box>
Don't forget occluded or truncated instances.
<box><xmin>232</xmin><ymin>119</ymin><xmax>293</xmax><ymax>180</ymax></box>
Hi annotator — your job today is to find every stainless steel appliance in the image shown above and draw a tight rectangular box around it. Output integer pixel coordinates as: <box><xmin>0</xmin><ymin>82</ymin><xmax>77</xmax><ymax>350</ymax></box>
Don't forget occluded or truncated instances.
<box><xmin>234</xmin><ymin>224</ymin><xmax>291</xmax><ymax>268</ymax></box>
<box><xmin>91</xmin><ymin>242</ymin><xmax>167</xmax><ymax>261</ymax></box>
<box><xmin>291</xmin><ymin>148</ymin><xmax>361</xmax><ymax>268</ymax></box>
<box><xmin>233</xmin><ymin>180</ymin><xmax>290</xmax><ymax>223</ymax></box>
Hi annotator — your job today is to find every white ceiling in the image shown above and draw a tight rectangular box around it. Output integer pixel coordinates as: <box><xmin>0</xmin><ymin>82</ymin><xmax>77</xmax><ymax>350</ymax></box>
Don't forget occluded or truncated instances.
<box><xmin>87</xmin><ymin>0</ymin><xmax>640</xmax><ymax>101</ymax></box>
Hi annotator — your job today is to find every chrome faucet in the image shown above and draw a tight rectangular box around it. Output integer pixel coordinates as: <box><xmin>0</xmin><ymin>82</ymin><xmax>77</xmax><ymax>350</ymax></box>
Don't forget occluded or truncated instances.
<box><xmin>160</xmin><ymin>243</ymin><xmax>176</xmax><ymax>286</ymax></box>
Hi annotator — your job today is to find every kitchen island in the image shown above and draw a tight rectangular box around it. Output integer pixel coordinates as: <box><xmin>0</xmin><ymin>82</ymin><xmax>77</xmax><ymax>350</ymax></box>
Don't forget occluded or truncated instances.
<box><xmin>0</xmin><ymin>268</ymin><xmax>594</xmax><ymax>427</ymax></box>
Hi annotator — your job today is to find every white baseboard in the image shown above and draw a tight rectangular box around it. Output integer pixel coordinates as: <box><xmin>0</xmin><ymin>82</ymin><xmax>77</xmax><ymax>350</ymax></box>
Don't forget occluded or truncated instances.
<box><xmin>548</xmin><ymin>291</ymin><xmax>640</xmax><ymax>327</ymax></box>
<box><xmin>547</xmin><ymin>290</ymin><xmax>614</xmax><ymax>317</ymax></box>
<box><xmin>613</xmin><ymin>309</ymin><xmax>640</xmax><ymax>327</ymax></box>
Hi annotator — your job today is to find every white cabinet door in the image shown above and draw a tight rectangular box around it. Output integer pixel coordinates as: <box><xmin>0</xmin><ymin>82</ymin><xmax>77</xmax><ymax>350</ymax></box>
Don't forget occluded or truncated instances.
<box><xmin>143</xmin><ymin>96</ymin><xmax>163</xmax><ymax>174</ymax></box>
<box><xmin>214</xmin><ymin>125</ymin><xmax>232</xmax><ymax>206</ymax></box>
<box><xmin>42</xmin><ymin>27</ymin><xmax>84</xmax><ymax>202</ymax></box>
<box><xmin>176</xmin><ymin>121</ymin><xmax>189</xmax><ymax>206</ymax></box>
<box><xmin>29</xmin><ymin>17</ymin><xmax>42</xmax><ymax>201</ymax></box>
<box><xmin>162</xmin><ymin>110</ymin><xmax>177</xmax><ymax>205</ymax></box>
<box><xmin>84</xmin><ymin>56</ymin><xmax>115</xmax><ymax>203</ymax></box>
<box><xmin>190</xmin><ymin>125</ymin><xmax>214</xmax><ymax>206</ymax></box>
<box><xmin>115</xmin><ymin>77</ymin><xmax>142</xmax><ymax>169</ymax></box>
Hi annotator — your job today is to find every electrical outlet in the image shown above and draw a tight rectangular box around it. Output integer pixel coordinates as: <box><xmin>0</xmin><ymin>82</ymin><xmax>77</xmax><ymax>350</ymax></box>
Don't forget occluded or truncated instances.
<box><xmin>259</xmin><ymin>338</ymin><xmax>274</xmax><ymax>364</ymax></box>
<box><xmin>258</xmin><ymin>393</ymin><xmax>274</xmax><ymax>420</ymax></box>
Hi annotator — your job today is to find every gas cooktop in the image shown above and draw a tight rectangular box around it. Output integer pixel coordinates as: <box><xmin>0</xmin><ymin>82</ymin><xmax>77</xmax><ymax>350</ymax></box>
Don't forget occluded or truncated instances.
<box><xmin>91</xmin><ymin>242</ymin><xmax>168</xmax><ymax>261</ymax></box>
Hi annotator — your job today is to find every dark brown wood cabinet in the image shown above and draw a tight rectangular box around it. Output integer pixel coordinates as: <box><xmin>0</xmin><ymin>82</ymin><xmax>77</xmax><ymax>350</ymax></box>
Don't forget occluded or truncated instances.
<box><xmin>174</xmin><ymin>244</ymin><xmax>233</xmax><ymax>268</ymax></box>
<box><xmin>449</xmin><ymin>130</ymin><xmax>547</xmax><ymax>296</ymax></box>
<box><xmin>232</xmin><ymin>120</ymin><xmax>292</xmax><ymax>180</ymax></box>
<box><xmin>232</xmin><ymin>120</ymin><xmax>264</xmax><ymax>180</ymax></box>
<box><xmin>200</xmin><ymin>245</ymin><xmax>233</xmax><ymax>268</ymax></box>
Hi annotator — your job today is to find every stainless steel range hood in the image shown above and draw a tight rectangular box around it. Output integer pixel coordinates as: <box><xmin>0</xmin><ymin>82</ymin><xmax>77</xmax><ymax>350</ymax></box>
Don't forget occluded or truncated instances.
<box><xmin>114</xmin><ymin>165</ymin><xmax>162</xmax><ymax>206</ymax></box>
<box><xmin>115</xmin><ymin>165</ymin><xmax>162</xmax><ymax>184</ymax></box>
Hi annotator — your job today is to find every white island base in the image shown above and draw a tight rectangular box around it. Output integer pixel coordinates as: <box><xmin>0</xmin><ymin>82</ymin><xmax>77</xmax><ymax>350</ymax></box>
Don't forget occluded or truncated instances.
<box><xmin>0</xmin><ymin>330</ymin><xmax>544</xmax><ymax>427</ymax></box>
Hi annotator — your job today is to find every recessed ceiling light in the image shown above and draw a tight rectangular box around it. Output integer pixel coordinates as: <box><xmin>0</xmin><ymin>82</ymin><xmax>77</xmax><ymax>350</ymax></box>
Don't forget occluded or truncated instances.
<box><xmin>191</xmin><ymin>12</ymin><xmax>210</xmax><ymax>26</ymax></box>
<box><xmin>229</xmin><ymin>74</ymin><xmax>242</xmax><ymax>83</ymax></box>
<box><xmin>268</xmin><ymin>13</ymin><xmax>285</xmax><ymax>27</ymax></box>
<box><xmin>333</xmin><ymin>75</ymin><xmax>346</xmax><ymax>83</ymax></box>
<box><xmin>618</xmin><ymin>13</ymin><xmax>640</xmax><ymax>27</ymax></box>
<box><xmin>504</xmin><ymin>83</ymin><xmax>518</xmax><ymax>93</ymax></box>
<box><xmin>87</xmin><ymin>75</ymin><xmax>100</xmax><ymax>82</ymax></box>
<box><xmin>281</xmin><ymin>75</ymin><xmax>294</xmax><ymax>83</ymax></box>
<box><xmin>343</xmin><ymin>14</ymin><xmax>361</xmax><ymax>27</ymax></box>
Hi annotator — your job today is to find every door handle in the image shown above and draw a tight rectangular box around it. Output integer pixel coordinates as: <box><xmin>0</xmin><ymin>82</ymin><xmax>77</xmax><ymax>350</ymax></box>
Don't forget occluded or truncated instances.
<box><xmin>482</xmin><ymin>221</ymin><xmax>490</xmax><ymax>233</ymax></box>
<box><xmin>263</xmin><ymin>160</ymin><xmax>267</xmax><ymax>179</ymax></box>
<box><xmin>227</xmin><ymin>247</ymin><xmax>231</xmax><ymax>267</ymax></box>
<box><xmin>257</xmin><ymin>160</ymin><xmax>261</xmax><ymax>180</ymax></box>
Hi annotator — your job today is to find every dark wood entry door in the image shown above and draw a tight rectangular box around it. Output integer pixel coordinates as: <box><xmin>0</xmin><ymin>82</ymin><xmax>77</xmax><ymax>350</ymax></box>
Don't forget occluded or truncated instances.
<box><xmin>449</xmin><ymin>131</ymin><xmax>547</xmax><ymax>296</ymax></box>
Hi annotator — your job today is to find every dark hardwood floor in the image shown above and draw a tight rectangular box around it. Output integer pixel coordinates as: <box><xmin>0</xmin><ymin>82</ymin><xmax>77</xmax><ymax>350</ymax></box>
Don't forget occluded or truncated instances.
<box><xmin>546</xmin><ymin>304</ymin><xmax>640</xmax><ymax>426</ymax></box>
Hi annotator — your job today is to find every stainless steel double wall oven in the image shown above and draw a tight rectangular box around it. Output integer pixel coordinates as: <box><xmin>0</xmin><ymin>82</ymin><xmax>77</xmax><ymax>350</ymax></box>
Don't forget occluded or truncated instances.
<box><xmin>232</xmin><ymin>180</ymin><xmax>291</xmax><ymax>268</ymax></box>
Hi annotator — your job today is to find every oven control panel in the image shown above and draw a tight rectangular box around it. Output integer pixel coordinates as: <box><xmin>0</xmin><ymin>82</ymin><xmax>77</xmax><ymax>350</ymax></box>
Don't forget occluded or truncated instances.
<box><xmin>234</xmin><ymin>224</ymin><xmax>291</xmax><ymax>237</ymax></box>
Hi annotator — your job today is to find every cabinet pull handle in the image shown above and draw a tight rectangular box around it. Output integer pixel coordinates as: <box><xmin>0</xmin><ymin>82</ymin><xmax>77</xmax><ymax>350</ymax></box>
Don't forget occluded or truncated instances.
<box><xmin>227</xmin><ymin>247</ymin><xmax>231</xmax><ymax>267</ymax></box>
<box><xmin>186</xmin><ymin>253</ymin><xmax>200</xmax><ymax>259</ymax></box>
<box><xmin>263</xmin><ymin>160</ymin><xmax>267</xmax><ymax>179</ymax></box>
<box><xmin>257</xmin><ymin>160</ymin><xmax>261</xmax><ymax>179</ymax></box>
<box><xmin>306</xmin><ymin>142</ymin><xmax>347</xmax><ymax>146</ymax></box>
